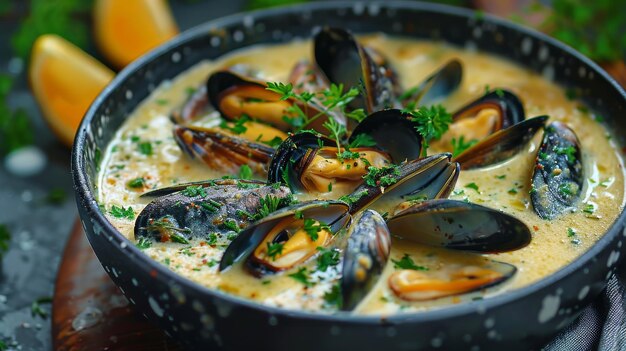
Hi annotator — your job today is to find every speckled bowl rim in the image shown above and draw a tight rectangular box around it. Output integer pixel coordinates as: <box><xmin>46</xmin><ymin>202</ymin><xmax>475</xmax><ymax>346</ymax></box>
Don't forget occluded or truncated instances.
<box><xmin>73</xmin><ymin>0</ymin><xmax>626</xmax><ymax>324</ymax></box>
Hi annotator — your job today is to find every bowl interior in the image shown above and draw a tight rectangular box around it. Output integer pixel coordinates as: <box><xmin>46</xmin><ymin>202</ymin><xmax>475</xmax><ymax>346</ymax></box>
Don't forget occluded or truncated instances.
<box><xmin>73</xmin><ymin>1</ymin><xmax>626</xmax><ymax>323</ymax></box>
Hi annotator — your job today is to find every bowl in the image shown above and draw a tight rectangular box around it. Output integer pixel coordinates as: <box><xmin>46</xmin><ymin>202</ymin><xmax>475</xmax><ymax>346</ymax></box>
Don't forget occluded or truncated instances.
<box><xmin>71</xmin><ymin>2</ymin><xmax>626</xmax><ymax>350</ymax></box>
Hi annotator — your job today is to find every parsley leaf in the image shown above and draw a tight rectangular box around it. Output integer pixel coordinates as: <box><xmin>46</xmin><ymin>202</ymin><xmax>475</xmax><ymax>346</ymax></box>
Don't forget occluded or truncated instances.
<box><xmin>316</xmin><ymin>247</ymin><xmax>341</xmax><ymax>272</ymax></box>
<box><xmin>127</xmin><ymin>177</ymin><xmax>146</xmax><ymax>189</ymax></box>
<box><xmin>220</xmin><ymin>115</ymin><xmax>250</xmax><ymax>135</ymax></box>
<box><xmin>288</xmin><ymin>267</ymin><xmax>313</xmax><ymax>287</ymax></box>
<box><xmin>31</xmin><ymin>296</ymin><xmax>53</xmax><ymax>319</ymax></box>
<box><xmin>391</xmin><ymin>254</ymin><xmax>429</xmax><ymax>271</ymax></box>
<box><xmin>451</xmin><ymin>136</ymin><xmax>478</xmax><ymax>157</ymax></box>
<box><xmin>138</xmin><ymin>141</ymin><xmax>153</xmax><ymax>156</ymax></box>
<box><xmin>181</xmin><ymin>185</ymin><xmax>207</xmax><ymax>197</ymax></box>
<box><xmin>408</xmin><ymin>104</ymin><xmax>453</xmax><ymax>156</ymax></box>
<box><xmin>465</xmin><ymin>182</ymin><xmax>480</xmax><ymax>193</ymax></box>
<box><xmin>136</xmin><ymin>237</ymin><xmax>152</xmax><ymax>250</ymax></box>
<box><xmin>363</xmin><ymin>165</ymin><xmax>400</xmax><ymax>188</ymax></box>
<box><xmin>323</xmin><ymin>283</ymin><xmax>343</xmax><ymax>309</ymax></box>
<box><xmin>303</xmin><ymin>219</ymin><xmax>329</xmax><ymax>242</ymax></box>
<box><xmin>110</xmin><ymin>205</ymin><xmax>135</xmax><ymax>220</ymax></box>
<box><xmin>266</xmin><ymin>242</ymin><xmax>284</xmax><ymax>261</ymax></box>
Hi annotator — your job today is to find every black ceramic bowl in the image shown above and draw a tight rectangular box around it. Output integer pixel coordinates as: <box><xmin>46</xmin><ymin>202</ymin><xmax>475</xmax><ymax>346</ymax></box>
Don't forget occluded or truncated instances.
<box><xmin>72</xmin><ymin>2</ymin><xmax>626</xmax><ymax>350</ymax></box>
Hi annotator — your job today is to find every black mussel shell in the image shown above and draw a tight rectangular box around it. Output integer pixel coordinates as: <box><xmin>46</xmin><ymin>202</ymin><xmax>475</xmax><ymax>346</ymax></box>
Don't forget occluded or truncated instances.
<box><xmin>135</xmin><ymin>179</ymin><xmax>291</xmax><ymax>244</ymax></box>
<box><xmin>219</xmin><ymin>200</ymin><xmax>350</xmax><ymax>272</ymax></box>
<box><xmin>174</xmin><ymin>125</ymin><xmax>275</xmax><ymax>175</ymax></box>
<box><xmin>453</xmin><ymin>89</ymin><xmax>524</xmax><ymax>130</ymax></box>
<box><xmin>349</xmin><ymin>109</ymin><xmax>423</xmax><ymax>163</ymax></box>
<box><xmin>341</xmin><ymin>209</ymin><xmax>391</xmax><ymax>310</ymax></box>
<box><xmin>401</xmin><ymin>59</ymin><xmax>463</xmax><ymax>107</ymax></box>
<box><xmin>453</xmin><ymin>115</ymin><xmax>548</xmax><ymax>169</ymax></box>
<box><xmin>386</xmin><ymin>199</ymin><xmax>531</xmax><ymax>253</ymax></box>
<box><xmin>346</xmin><ymin>153</ymin><xmax>458</xmax><ymax>214</ymax></box>
<box><xmin>314</xmin><ymin>27</ymin><xmax>400</xmax><ymax>115</ymax></box>
<box><xmin>531</xmin><ymin>121</ymin><xmax>584</xmax><ymax>219</ymax></box>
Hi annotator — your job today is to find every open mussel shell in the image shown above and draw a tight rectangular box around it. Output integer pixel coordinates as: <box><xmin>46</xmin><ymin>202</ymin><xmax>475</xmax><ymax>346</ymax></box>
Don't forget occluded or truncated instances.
<box><xmin>218</xmin><ymin>200</ymin><xmax>350</xmax><ymax>274</ymax></box>
<box><xmin>531</xmin><ymin>121</ymin><xmax>584</xmax><ymax>219</ymax></box>
<box><xmin>314</xmin><ymin>27</ymin><xmax>400</xmax><ymax>115</ymax></box>
<box><xmin>401</xmin><ymin>59</ymin><xmax>463</xmax><ymax>107</ymax></box>
<box><xmin>341</xmin><ymin>209</ymin><xmax>391</xmax><ymax>310</ymax></box>
<box><xmin>453</xmin><ymin>89</ymin><xmax>524</xmax><ymax>130</ymax></box>
<box><xmin>135</xmin><ymin>179</ymin><xmax>291</xmax><ymax>243</ymax></box>
<box><xmin>453</xmin><ymin>115</ymin><xmax>548</xmax><ymax>170</ymax></box>
<box><xmin>388</xmin><ymin>259</ymin><xmax>516</xmax><ymax>301</ymax></box>
<box><xmin>207</xmin><ymin>70</ymin><xmax>343</xmax><ymax>133</ymax></box>
<box><xmin>349</xmin><ymin>109</ymin><xmax>422</xmax><ymax>163</ymax></box>
<box><xmin>386</xmin><ymin>199</ymin><xmax>531</xmax><ymax>253</ymax></box>
<box><xmin>171</xmin><ymin>85</ymin><xmax>211</xmax><ymax>124</ymax></box>
<box><xmin>268</xmin><ymin>132</ymin><xmax>392</xmax><ymax>194</ymax></box>
<box><xmin>347</xmin><ymin>153</ymin><xmax>459</xmax><ymax>214</ymax></box>
<box><xmin>174</xmin><ymin>125</ymin><xmax>275</xmax><ymax>175</ymax></box>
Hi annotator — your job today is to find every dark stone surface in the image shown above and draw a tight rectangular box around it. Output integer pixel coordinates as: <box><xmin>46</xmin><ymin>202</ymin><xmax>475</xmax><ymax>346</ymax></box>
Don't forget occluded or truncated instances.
<box><xmin>0</xmin><ymin>1</ymin><xmax>246</xmax><ymax>349</ymax></box>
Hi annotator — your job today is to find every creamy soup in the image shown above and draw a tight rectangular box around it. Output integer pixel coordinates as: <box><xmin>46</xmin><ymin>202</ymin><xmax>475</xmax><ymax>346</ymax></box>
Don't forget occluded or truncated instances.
<box><xmin>98</xmin><ymin>34</ymin><xmax>625</xmax><ymax>315</ymax></box>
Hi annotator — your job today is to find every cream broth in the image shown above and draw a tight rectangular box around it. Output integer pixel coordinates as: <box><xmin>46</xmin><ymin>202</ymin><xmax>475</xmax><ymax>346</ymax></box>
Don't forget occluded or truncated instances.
<box><xmin>98</xmin><ymin>35</ymin><xmax>625</xmax><ymax>315</ymax></box>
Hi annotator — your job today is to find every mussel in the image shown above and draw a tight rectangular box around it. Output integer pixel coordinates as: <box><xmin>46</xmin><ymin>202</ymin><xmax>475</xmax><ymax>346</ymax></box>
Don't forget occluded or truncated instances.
<box><xmin>432</xmin><ymin>89</ymin><xmax>525</xmax><ymax>153</ymax></box>
<box><xmin>341</xmin><ymin>209</ymin><xmax>391</xmax><ymax>310</ymax></box>
<box><xmin>349</xmin><ymin>109</ymin><xmax>423</xmax><ymax>163</ymax></box>
<box><xmin>388</xmin><ymin>260</ymin><xmax>516</xmax><ymax>301</ymax></box>
<box><xmin>174</xmin><ymin>125</ymin><xmax>275</xmax><ymax>175</ymax></box>
<box><xmin>386</xmin><ymin>199</ymin><xmax>531</xmax><ymax>253</ymax></box>
<box><xmin>400</xmin><ymin>59</ymin><xmax>463</xmax><ymax>107</ymax></box>
<box><xmin>219</xmin><ymin>200</ymin><xmax>350</xmax><ymax>276</ymax></box>
<box><xmin>268</xmin><ymin>132</ymin><xmax>392</xmax><ymax>196</ymax></box>
<box><xmin>135</xmin><ymin>179</ymin><xmax>292</xmax><ymax>244</ymax></box>
<box><xmin>207</xmin><ymin>70</ymin><xmax>344</xmax><ymax>133</ymax></box>
<box><xmin>453</xmin><ymin>115</ymin><xmax>548</xmax><ymax>169</ymax></box>
<box><xmin>531</xmin><ymin>121</ymin><xmax>584</xmax><ymax>219</ymax></box>
<box><xmin>344</xmin><ymin>153</ymin><xmax>459</xmax><ymax>215</ymax></box>
<box><xmin>314</xmin><ymin>27</ymin><xmax>401</xmax><ymax>116</ymax></box>
<box><xmin>288</xmin><ymin>60</ymin><xmax>328</xmax><ymax>94</ymax></box>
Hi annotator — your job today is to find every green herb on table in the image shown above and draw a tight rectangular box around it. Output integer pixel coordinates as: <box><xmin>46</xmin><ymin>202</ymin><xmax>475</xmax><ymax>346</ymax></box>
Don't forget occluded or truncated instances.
<box><xmin>238</xmin><ymin>164</ymin><xmax>253</xmax><ymax>180</ymax></box>
<box><xmin>44</xmin><ymin>187</ymin><xmax>67</xmax><ymax>205</ymax></box>
<box><xmin>31</xmin><ymin>296</ymin><xmax>53</xmax><ymax>319</ymax></box>
<box><xmin>0</xmin><ymin>224</ymin><xmax>11</xmax><ymax>259</ymax></box>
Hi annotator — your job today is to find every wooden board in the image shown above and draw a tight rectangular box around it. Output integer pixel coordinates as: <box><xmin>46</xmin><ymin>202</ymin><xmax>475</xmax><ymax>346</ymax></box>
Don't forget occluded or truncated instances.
<box><xmin>51</xmin><ymin>220</ymin><xmax>182</xmax><ymax>351</ymax></box>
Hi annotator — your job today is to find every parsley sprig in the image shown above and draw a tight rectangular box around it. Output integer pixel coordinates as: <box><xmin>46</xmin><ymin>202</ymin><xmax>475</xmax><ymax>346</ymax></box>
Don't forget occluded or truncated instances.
<box><xmin>391</xmin><ymin>254</ymin><xmax>429</xmax><ymax>271</ymax></box>
<box><xmin>403</xmin><ymin>104</ymin><xmax>453</xmax><ymax>156</ymax></box>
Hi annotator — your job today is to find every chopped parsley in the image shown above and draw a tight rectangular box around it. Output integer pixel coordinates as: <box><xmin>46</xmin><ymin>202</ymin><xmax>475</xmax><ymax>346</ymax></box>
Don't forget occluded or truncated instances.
<box><xmin>206</xmin><ymin>233</ymin><xmax>218</xmax><ymax>245</ymax></box>
<box><xmin>255</xmin><ymin>195</ymin><xmax>290</xmax><ymax>220</ymax></box>
<box><xmin>508</xmin><ymin>188</ymin><xmax>518</xmax><ymax>195</ymax></box>
<box><xmin>495</xmin><ymin>174</ymin><xmax>506</xmax><ymax>179</ymax></box>
<box><xmin>266</xmin><ymin>242</ymin><xmax>284</xmax><ymax>261</ymax></box>
<box><xmin>200</xmin><ymin>200</ymin><xmax>222</xmax><ymax>214</ymax></box>
<box><xmin>138</xmin><ymin>141</ymin><xmax>153</xmax><ymax>156</ymax></box>
<box><xmin>136</xmin><ymin>237</ymin><xmax>152</xmax><ymax>249</ymax></box>
<box><xmin>181</xmin><ymin>185</ymin><xmax>207</xmax><ymax>197</ymax></box>
<box><xmin>451</xmin><ymin>136</ymin><xmax>478</xmax><ymax>157</ymax></box>
<box><xmin>170</xmin><ymin>233</ymin><xmax>190</xmax><ymax>245</ymax></box>
<box><xmin>207</xmin><ymin>259</ymin><xmax>218</xmax><ymax>267</ymax></box>
<box><xmin>363</xmin><ymin>164</ymin><xmax>400</xmax><ymax>188</ymax></box>
<box><xmin>220</xmin><ymin>115</ymin><xmax>250</xmax><ymax>135</ymax></box>
<box><xmin>391</xmin><ymin>254</ymin><xmax>428</xmax><ymax>271</ymax></box>
<box><xmin>303</xmin><ymin>218</ymin><xmax>329</xmax><ymax>242</ymax></box>
<box><xmin>338</xmin><ymin>189</ymin><xmax>369</xmax><ymax>206</ymax></box>
<box><xmin>223</xmin><ymin>219</ymin><xmax>240</xmax><ymax>233</ymax></box>
<box><xmin>555</xmin><ymin>146</ymin><xmax>577</xmax><ymax>164</ymax></box>
<box><xmin>288</xmin><ymin>267</ymin><xmax>313</xmax><ymax>287</ymax></box>
<box><xmin>110</xmin><ymin>205</ymin><xmax>135</xmax><ymax>220</ymax></box>
<box><xmin>316</xmin><ymin>247</ymin><xmax>341</xmax><ymax>272</ymax></box>
<box><xmin>261</xmin><ymin>136</ymin><xmax>284</xmax><ymax>147</ymax></box>
<box><xmin>127</xmin><ymin>177</ymin><xmax>146</xmax><ymax>189</ymax></box>
<box><xmin>583</xmin><ymin>203</ymin><xmax>596</xmax><ymax>214</ymax></box>
<box><xmin>336</xmin><ymin>149</ymin><xmax>361</xmax><ymax>162</ymax></box>
<box><xmin>405</xmin><ymin>104</ymin><xmax>453</xmax><ymax>156</ymax></box>
<box><xmin>567</xmin><ymin>228</ymin><xmax>577</xmax><ymax>237</ymax></box>
<box><xmin>323</xmin><ymin>283</ymin><xmax>343</xmax><ymax>309</ymax></box>
<box><xmin>465</xmin><ymin>182</ymin><xmax>480</xmax><ymax>193</ymax></box>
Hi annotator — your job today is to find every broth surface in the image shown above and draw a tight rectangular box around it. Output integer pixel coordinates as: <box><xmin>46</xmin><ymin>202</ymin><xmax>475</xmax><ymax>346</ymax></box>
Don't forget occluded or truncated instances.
<box><xmin>98</xmin><ymin>35</ymin><xmax>625</xmax><ymax>315</ymax></box>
